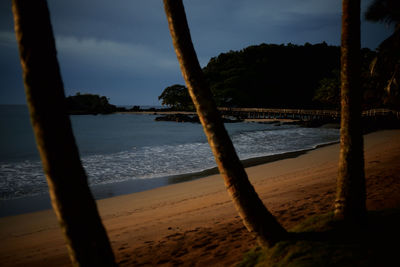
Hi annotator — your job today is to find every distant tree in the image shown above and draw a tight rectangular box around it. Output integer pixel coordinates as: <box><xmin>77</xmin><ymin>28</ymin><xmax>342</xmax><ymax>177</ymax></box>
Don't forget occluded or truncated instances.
<box><xmin>131</xmin><ymin>105</ymin><xmax>141</xmax><ymax>111</ymax></box>
<box><xmin>163</xmin><ymin>0</ymin><xmax>287</xmax><ymax>247</ymax></box>
<box><xmin>334</xmin><ymin>0</ymin><xmax>367</xmax><ymax>223</ymax></box>
<box><xmin>365</xmin><ymin>0</ymin><xmax>400</xmax><ymax>108</ymax></box>
<box><xmin>65</xmin><ymin>93</ymin><xmax>117</xmax><ymax>114</ymax></box>
<box><xmin>158</xmin><ymin>84</ymin><xmax>194</xmax><ymax>110</ymax></box>
<box><xmin>11</xmin><ymin>0</ymin><xmax>116</xmax><ymax>265</ymax></box>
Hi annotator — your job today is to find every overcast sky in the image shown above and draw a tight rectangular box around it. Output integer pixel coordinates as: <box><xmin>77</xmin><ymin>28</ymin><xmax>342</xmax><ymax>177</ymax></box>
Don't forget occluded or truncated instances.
<box><xmin>0</xmin><ymin>0</ymin><xmax>393</xmax><ymax>106</ymax></box>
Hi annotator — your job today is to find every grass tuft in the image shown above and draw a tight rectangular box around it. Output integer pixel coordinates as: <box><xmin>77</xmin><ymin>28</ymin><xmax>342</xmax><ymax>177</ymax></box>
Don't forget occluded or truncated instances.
<box><xmin>238</xmin><ymin>209</ymin><xmax>400</xmax><ymax>267</ymax></box>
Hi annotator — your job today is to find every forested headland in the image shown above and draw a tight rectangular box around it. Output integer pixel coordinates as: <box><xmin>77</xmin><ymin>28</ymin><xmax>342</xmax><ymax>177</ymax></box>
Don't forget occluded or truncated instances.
<box><xmin>160</xmin><ymin>42</ymin><xmax>396</xmax><ymax>110</ymax></box>
<box><xmin>65</xmin><ymin>93</ymin><xmax>118</xmax><ymax>115</ymax></box>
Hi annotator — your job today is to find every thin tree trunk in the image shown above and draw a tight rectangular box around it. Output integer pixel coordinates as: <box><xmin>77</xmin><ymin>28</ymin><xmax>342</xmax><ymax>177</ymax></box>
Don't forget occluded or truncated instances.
<box><xmin>335</xmin><ymin>0</ymin><xmax>367</xmax><ymax>223</ymax></box>
<box><xmin>163</xmin><ymin>0</ymin><xmax>287</xmax><ymax>247</ymax></box>
<box><xmin>11</xmin><ymin>0</ymin><xmax>116</xmax><ymax>265</ymax></box>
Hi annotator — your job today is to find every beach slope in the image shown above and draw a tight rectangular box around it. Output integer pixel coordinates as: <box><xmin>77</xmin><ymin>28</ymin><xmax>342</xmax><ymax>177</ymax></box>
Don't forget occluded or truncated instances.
<box><xmin>0</xmin><ymin>130</ymin><xmax>399</xmax><ymax>266</ymax></box>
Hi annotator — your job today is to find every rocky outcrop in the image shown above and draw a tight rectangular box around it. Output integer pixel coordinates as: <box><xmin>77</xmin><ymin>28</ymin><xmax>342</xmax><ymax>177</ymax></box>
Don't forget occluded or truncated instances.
<box><xmin>155</xmin><ymin>114</ymin><xmax>243</xmax><ymax>123</ymax></box>
<box><xmin>155</xmin><ymin>114</ymin><xmax>200</xmax><ymax>123</ymax></box>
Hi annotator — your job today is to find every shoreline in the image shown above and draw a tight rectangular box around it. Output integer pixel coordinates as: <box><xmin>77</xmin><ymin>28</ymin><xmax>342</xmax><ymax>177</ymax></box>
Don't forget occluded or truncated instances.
<box><xmin>0</xmin><ymin>141</ymin><xmax>338</xmax><ymax>218</ymax></box>
<box><xmin>0</xmin><ymin>130</ymin><xmax>399</xmax><ymax>266</ymax></box>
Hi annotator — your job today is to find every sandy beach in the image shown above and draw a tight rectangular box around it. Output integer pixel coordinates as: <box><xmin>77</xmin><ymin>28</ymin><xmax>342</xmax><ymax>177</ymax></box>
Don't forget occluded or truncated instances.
<box><xmin>0</xmin><ymin>129</ymin><xmax>399</xmax><ymax>266</ymax></box>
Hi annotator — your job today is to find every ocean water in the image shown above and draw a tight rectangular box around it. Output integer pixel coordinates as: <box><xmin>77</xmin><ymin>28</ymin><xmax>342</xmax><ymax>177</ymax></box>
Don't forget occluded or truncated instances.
<box><xmin>0</xmin><ymin>105</ymin><xmax>339</xmax><ymax>214</ymax></box>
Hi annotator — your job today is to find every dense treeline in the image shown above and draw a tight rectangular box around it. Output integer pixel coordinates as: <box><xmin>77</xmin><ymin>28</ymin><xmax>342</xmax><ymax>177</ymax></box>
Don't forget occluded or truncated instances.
<box><xmin>204</xmin><ymin>42</ymin><xmax>343</xmax><ymax>108</ymax></box>
<box><xmin>160</xmin><ymin>42</ymin><xmax>389</xmax><ymax>110</ymax></box>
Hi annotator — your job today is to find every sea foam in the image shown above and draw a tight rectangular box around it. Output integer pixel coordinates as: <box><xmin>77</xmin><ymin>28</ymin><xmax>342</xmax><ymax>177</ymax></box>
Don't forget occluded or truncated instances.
<box><xmin>0</xmin><ymin>125</ymin><xmax>339</xmax><ymax>200</ymax></box>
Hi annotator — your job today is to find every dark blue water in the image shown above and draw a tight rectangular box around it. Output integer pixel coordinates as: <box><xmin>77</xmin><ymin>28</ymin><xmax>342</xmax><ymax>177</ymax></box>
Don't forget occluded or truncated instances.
<box><xmin>0</xmin><ymin>105</ymin><xmax>340</xmax><ymax>215</ymax></box>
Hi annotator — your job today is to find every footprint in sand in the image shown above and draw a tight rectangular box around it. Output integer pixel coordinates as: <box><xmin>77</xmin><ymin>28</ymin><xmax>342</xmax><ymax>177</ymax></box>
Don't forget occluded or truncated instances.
<box><xmin>192</xmin><ymin>243</ymin><xmax>207</xmax><ymax>249</ymax></box>
<box><xmin>166</xmin><ymin>232</ymin><xmax>183</xmax><ymax>238</ymax></box>
<box><xmin>157</xmin><ymin>259</ymin><xmax>171</xmax><ymax>264</ymax></box>
<box><xmin>118</xmin><ymin>259</ymin><xmax>130</xmax><ymax>264</ymax></box>
<box><xmin>172</xmin><ymin>248</ymin><xmax>188</xmax><ymax>258</ymax></box>
<box><xmin>205</xmin><ymin>244</ymin><xmax>219</xmax><ymax>251</ymax></box>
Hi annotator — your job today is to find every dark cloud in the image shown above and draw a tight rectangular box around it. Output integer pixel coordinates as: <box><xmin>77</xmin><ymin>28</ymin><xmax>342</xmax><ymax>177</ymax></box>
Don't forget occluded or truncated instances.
<box><xmin>0</xmin><ymin>0</ymin><xmax>394</xmax><ymax>105</ymax></box>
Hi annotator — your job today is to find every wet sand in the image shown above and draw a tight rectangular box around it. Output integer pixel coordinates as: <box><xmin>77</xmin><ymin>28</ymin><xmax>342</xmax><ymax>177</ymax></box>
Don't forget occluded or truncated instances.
<box><xmin>0</xmin><ymin>130</ymin><xmax>399</xmax><ymax>266</ymax></box>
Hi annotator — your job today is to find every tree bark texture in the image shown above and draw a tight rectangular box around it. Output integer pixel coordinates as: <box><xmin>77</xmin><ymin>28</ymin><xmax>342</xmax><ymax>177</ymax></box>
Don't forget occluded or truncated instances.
<box><xmin>335</xmin><ymin>0</ymin><xmax>367</xmax><ymax>223</ymax></box>
<box><xmin>11</xmin><ymin>0</ymin><xmax>116</xmax><ymax>266</ymax></box>
<box><xmin>163</xmin><ymin>0</ymin><xmax>287</xmax><ymax>247</ymax></box>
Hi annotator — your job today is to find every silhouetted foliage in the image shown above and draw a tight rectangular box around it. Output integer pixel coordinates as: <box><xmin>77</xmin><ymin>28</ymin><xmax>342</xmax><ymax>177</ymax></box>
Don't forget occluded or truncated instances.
<box><xmin>313</xmin><ymin>70</ymin><xmax>341</xmax><ymax>108</ymax></box>
<box><xmin>130</xmin><ymin>105</ymin><xmax>141</xmax><ymax>111</ymax></box>
<box><xmin>66</xmin><ymin>93</ymin><xmax>117</xmax><ymax>115</ymax></box>
<box><xmin>203</xmin><ymin>42</ymin><xmax>342</xmax><ymax>108</ymax></box>
<box><xmin>313</xmin><ymin>48</ymin><xmax>378</xmax><ymax>109</ymax></box>
<box><xmin>365</xmin><ymin>0</ymin><xmax>400</xmax><ymax>109</ymax></box>
<box><xmin>164</xmin><ymin>43</ymin><xmax>379</xmax><ymax>109</ymax></box>
<box><xmin>365</xmin><ymin>0</ymin><xmax>400</xmax><ymax>25</ymax></box>
<box><xmin>158</xmin><ymin>84</ymin><xmax>194</xmax><ymax>110</ymax></box>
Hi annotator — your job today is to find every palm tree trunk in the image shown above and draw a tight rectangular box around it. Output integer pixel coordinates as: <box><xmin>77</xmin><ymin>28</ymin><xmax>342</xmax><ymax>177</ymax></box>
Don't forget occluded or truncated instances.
<box><xmin>11</xmin><ymin>0</ymin><xmax>116</xmax><ymax>265</ymax></box>
<box><xmin>335</xmin><ymin>0</ymin><xmax>367</xmax><ymax>223</ymax></box>
<box><xmin>163</xmin><ymin>0</ymin><xmax>287</xmax><ymax>247</ymax></box>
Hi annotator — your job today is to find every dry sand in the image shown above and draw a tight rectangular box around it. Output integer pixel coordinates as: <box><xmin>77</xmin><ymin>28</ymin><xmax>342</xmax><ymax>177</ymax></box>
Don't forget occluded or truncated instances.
<box><xmin>0</xmin><ymin>130</ymin><xmax>399</xmax><ymax>266</ymax></box>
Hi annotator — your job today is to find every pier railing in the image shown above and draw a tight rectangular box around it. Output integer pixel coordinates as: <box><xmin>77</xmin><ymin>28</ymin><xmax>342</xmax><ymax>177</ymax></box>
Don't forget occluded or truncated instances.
<box><xmin>218</xmin><ymin>107</ymin><xmax>400</xmax><ymax>120</ymax></box>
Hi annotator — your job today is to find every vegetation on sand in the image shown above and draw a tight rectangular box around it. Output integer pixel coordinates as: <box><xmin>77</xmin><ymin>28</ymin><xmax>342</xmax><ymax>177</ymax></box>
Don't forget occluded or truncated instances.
<box><xmin>238</xmin><ymin>210</ymin><xmax>400</xmax><ymax>267</ymax></box>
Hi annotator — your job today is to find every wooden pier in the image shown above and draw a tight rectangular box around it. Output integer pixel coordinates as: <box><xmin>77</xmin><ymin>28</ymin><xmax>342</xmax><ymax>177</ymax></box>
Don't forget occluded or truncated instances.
<box><xmin>218</xmin><ymin>107</ymin><xmax>400</xmax><ymax>121</ymax></box>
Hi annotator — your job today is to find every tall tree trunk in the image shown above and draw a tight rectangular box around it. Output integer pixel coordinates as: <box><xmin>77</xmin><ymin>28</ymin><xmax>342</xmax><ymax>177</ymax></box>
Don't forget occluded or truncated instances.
<box><xmin>11</xmin><ymin>1</ymin><xmax>116</xmax><ymax>265</ymax></box>
<box><xmin>163</xmin><ymin>0</ymin><xmax>287</xmax><ymax>247</ymax></box>
<box><xmin>335</xmin><ymin>0</ymin><xmax>367</xmax><ymax>223</ymax></box>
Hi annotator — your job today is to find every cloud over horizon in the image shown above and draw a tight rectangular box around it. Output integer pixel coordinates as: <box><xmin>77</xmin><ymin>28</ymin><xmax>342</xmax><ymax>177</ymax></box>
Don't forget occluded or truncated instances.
<box><xmin>0</xmin><ymin>0</ymin><xmax>393</xmax><ymax>105</ymax></box>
